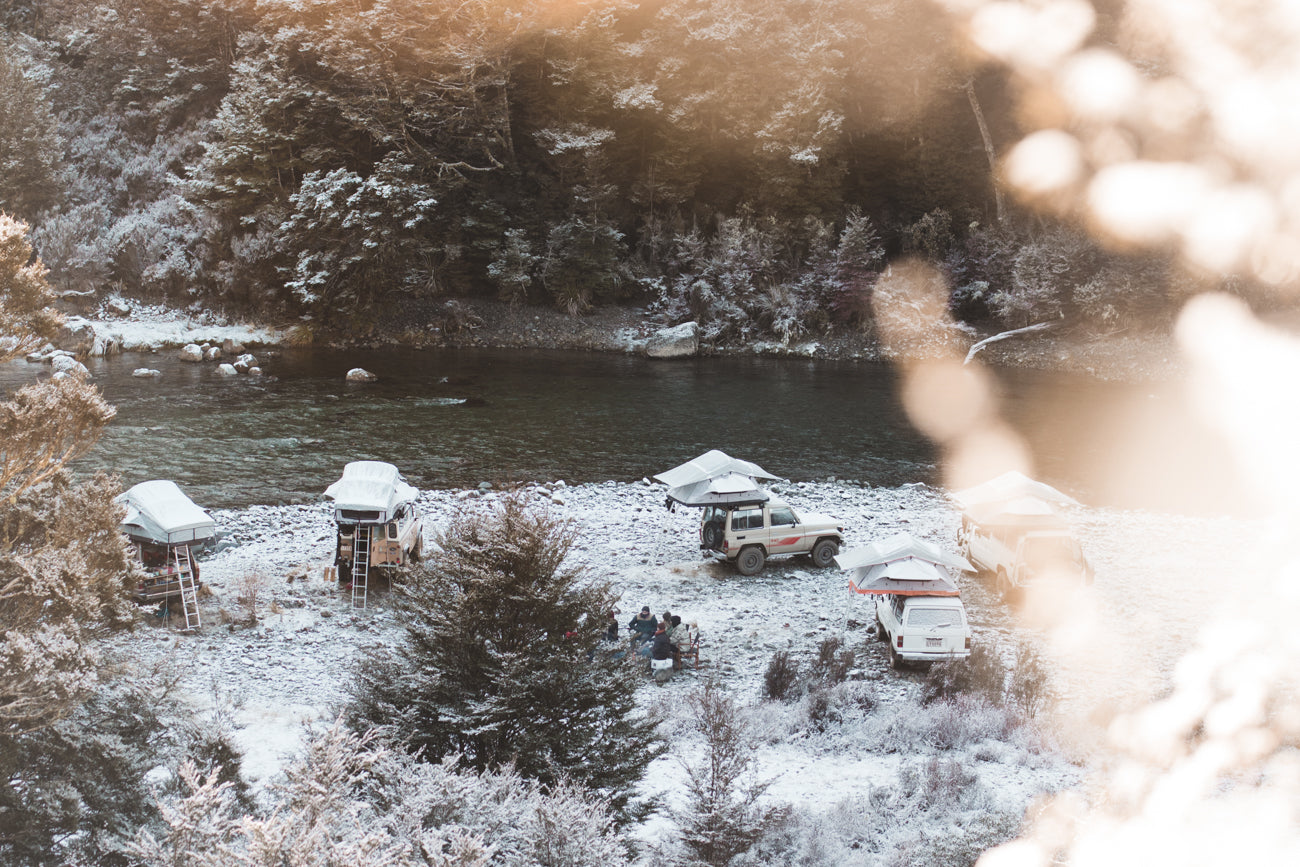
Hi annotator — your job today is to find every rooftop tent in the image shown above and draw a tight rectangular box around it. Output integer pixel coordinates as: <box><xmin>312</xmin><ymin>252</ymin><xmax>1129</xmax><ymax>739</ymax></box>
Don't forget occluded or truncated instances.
<box><xmin>953</xmin><ymin>470</ymin><xmax>1079</xmax><ymax>510</ymax></box>
<box><xmin>117</xmin><ymin>480</ymin><xmax>216</xmax><ymax>545</ymax></box>
<box><xmin>665</xmin><ymin>472</ymin><xmax>771</xmax><ymax>508</ymax></box>
<box><xmin>653</xmin><ymin>449</ymin><xmax>779</xmax><ymax>489</ymax></box>
<box><xmin>963</xmin><ymin>495</ymin><xmax>1071</xmax><ymax>530</ymax></box>
<box><xmin>324</xmin><ymin>461</ymin><xmax>419</xmax><ymax>523</ymax></box>
<box><xmin>835</xmin><ymin>532</ymin><xmax>971</xmax><ymax>596</ymax></box>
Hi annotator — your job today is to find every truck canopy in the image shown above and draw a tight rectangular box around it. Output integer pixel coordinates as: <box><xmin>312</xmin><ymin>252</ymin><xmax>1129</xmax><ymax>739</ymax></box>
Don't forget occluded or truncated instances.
<box><xmin>654</xmin><ymin>449</ymin><xmax>779</xmax><ymax>489</ymax></box>
<box><xmin>325</xmin><ymin>461</ymin><xmax>419</xmax><ymax>523</ymax></box>
<box><xmin>835</xmin><ymin>533</ymin><xmax>970</xmax><ymax>596</ymax></box>
<box><xmin>117</xmin><ymin>480</ymin><xmax>216</xmax><ymax>545</ymax></box>
<box><xmin>665</xmin><ymin>472</ymin><xmax>771</xmax><ymax>508</ymax></box>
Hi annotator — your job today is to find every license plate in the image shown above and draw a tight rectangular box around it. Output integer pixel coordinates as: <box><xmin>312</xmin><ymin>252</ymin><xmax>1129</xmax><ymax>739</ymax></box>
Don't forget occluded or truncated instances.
<box><xmin>926</xmin><ymin>638</ymin><xmax>942</xmax><ymax>648</ymax></box>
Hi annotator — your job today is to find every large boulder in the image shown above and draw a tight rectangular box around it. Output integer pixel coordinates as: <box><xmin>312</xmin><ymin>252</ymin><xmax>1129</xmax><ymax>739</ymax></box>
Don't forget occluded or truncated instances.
<box><xmin>644</xmin><ymin>321</ymin><xmax>700</xmax><ymax>359</ymax></box>
<box><xmin>56</xmin><ymin>322</ymin><xmax>97</xmax><ymax>355</ymax></box>
<box><xmin>179</xmin><ymin>344</ymin><xmax>204</xmax><ymax>362</ymax></box>
<box><xmin>346</xmin><ymin>368</ymin><xmax>377</xmax><ymax>382</ymax></box>
<box><xmin>233</xmin><ymin>353</ymin><xmax>258</xmax><ymax>373</ymax></box>
<box><xmin>132</xmin><ymin>368</ymin><xmax>162</xmax><ymax>378</ymax></box>
<box><xmin>50</xmin><ymin>354</ymin><xmax>90</xmax><ymax>379</ymax></box>
<box><xmin>217</xmin><ymin>363</ymin><xmax>238</xmax><ymax>376</ymax></box>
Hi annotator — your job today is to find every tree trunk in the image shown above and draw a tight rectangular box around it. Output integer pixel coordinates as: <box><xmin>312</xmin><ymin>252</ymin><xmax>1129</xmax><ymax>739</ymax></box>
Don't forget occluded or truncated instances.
<box><xmin>965</xmin><ymin>78</ymin><xmax>1005</xmax><ymax>225</ymax></box>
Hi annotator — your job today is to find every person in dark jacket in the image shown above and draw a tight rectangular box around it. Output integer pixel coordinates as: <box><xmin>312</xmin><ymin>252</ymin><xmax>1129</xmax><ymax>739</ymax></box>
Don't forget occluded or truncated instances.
<box><xmin>650</xmin><ymin>623</ymin><xmax>674</xmax><ymax>683</ymax></box>
<box><xmin>628</xmin><ymin>606</ymin><xmax>658</xmax><ymax>645</ymax></box>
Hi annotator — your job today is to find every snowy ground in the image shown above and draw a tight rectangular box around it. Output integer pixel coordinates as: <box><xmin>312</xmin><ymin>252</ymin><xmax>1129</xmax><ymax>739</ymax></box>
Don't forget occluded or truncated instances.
<box><xmin>63</xmin><ymin>300</ymin><xmax>285</xmax><ymax>353</ymax></box>
<box><xmin>109</xmin><ymin>478</ymin><xmax>1256</xmax><ymax>859</ymax></box>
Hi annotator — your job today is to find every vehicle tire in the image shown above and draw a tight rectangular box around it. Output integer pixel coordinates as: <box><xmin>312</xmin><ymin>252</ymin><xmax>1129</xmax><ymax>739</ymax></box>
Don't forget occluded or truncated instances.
<box><xmin>876</xmin><ymin>616</ymin><xmax>889</xmax><ymax>642</ymax></box>
<box><xmin>810</xmin><ymin>538</ymin><xmax>839</xmax><ymax>568</ymax></box>
<box><xmin>409</xmin><ymin>537</ymin><xmax>423</xmax><ymax>564</ymax></box>
<box><xmin>736</xmin><ymin>546</ymin><xmax>766</xmax><ymax>576</ymax></box>
<box><xmin>888</xmin><ymin>642</ymin><xmax>904</xmax><ymax>670</ymax></box>
<box><xmin>702</xmin><ymin>521</ymin><xmax>724</xmax><ymax>550</ymax></box>
<box><xmin>996</xmin><ymin>569</ymin><xmax>1011</xmax><ymax>599</ymax></box>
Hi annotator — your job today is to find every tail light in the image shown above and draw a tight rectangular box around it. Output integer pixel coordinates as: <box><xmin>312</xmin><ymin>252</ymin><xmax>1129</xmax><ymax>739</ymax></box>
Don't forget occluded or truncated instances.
<box><xmin>896</xmin><ymin>635</ymin><xmax>903</xmax><ymax>648</ymax></box>
<box><xmin>965</xmin><ymin>637</ymin><xmax>972</xmax><ymax>649</ymax></box>
<box><xmin>722</xmin><ymin>540</ymin><xmax>729</xmax><ymax>552</ymax></box>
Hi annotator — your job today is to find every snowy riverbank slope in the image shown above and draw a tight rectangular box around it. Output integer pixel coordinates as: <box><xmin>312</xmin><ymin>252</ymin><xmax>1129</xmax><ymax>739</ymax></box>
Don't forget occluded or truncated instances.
<box><xmin>111</xmin><ymin>478</ymin><xmax>1253</xmax><ymax>860</ymax></box>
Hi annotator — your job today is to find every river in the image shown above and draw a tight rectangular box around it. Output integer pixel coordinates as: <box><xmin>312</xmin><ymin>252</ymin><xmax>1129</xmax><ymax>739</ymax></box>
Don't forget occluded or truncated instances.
<box><xmin>0</xmin><ymin>347</ymin><xmax>1246</xmax><ymax>514</ymax></box>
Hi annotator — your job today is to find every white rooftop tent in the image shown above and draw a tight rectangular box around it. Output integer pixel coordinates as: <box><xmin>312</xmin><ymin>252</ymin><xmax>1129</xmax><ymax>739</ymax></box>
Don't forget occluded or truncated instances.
<box><xmin>953</xmin><ymin>470</ymin><xmax>1078</xmax><ymax>510</ymax></box>
<box><xmin>962</xmin><ymin>494</ymin><xmax>1071</xmax><ymax>530</ymax></box>
<box><xmin>654</xmin><ymin>449</ymin><xmax>779</xmax><ymax>489</ymax></box>
<box><xmin>663</xmin><ymin>472</ymin><xmax>771</xmax><ymax>508</ymax></box>
<box><xmin>117</xmin><ymin>480</ymin><xmax>216</xmax><ymax>546</ymax></box>
<box><xmin>835</xmin><ymin>533</ymin><xmax>971</xmax><ymax>597</ymax></box>
<box><xmin>324</xmin><ymin>461</ymin><xmax>419</xmax><ymax>523</ymax></box>
<box><xmin>655</xmin><ymin>450</ymin><xmax>779</xmax><ymax>507</ymax></box>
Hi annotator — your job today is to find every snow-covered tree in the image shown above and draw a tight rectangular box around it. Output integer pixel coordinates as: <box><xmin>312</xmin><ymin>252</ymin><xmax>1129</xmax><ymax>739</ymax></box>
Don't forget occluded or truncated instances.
<box><xmin>0</xmin><ymin>49</ymin><xmax>63</xmax><ymax>217</ymax></box>
<box><xmin>0</xmin><ymin>214</ymin><xmax>61</xmax><ymax>359</ymax></box>
<box><xmin>346</xmin><ymin>493</ymin><xmax>663</xmax><ymax>819</ymax></box>
<box><xmin>134</xmin><ymin>721</ymin><xmax>629</xmax><ymax>867</ymax></box>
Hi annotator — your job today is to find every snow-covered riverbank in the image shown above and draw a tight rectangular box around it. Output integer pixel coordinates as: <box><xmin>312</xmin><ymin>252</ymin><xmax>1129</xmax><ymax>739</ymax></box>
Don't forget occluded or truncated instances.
<box><xmin>110</xmin><ymin>477</ymin><xmax>1254</xmax><ymax>861</ymax></box>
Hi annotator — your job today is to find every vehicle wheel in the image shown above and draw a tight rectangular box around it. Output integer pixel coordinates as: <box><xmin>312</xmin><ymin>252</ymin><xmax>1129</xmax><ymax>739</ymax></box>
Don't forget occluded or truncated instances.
<box><xmin>810</xmin><ymin>538</ymin><xmax>839</xmax><ymax>568</ymax></box>
<box><xmin>888</xmin><ymin>643</ymin><xmax>904</xmax><ymax>670</ymax></box>
<box><xmin>409</xmin><ymin>538</ymin><xmax>423</xmax><ymax>564</ymax></box>
<box><xmin>702</xmin><ymin>521</ymin><xmax>724</xmax><ymax>550</ymax></box>
<box><xmin>736</xmin><ymin>546</ymin><xmax>766</xmax><ymax>576</ymax></box>
<box><xmin>996</xmin><ymin>569</ymin><xmax>1011</xmax><ymax>599</ymax></box>
<box><xmin>876</xmin><ymin>616</ymin><xmax>889</xmax><ymax>642</ymax></box>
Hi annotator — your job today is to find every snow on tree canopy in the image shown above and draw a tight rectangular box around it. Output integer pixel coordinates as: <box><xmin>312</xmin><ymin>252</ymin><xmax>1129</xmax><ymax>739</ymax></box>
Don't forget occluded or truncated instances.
<box><xmin>323</xmin><ymin>461</ymin><xmax>418</xmax><ymax>523</ymax></box>
<box><xmin>116</xmin><ymin>480</ymin><xmax>216</xmax><ymax>545</ymax></box>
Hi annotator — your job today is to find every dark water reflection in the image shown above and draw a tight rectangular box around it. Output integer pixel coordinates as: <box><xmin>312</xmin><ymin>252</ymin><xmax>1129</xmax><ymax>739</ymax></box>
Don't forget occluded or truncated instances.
<box><xmin>0</xmin><ymin>347</ymin><xmax>1244</xmax><ymax>514</ymax></box>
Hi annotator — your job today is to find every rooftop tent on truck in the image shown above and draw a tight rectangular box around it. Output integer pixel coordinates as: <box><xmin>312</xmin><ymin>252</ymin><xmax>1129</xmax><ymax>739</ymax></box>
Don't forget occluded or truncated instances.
<box><xmin>116</xmin><ymin>480</ymin><xmax>213</xmax><ymax>630</ymax></box>
<box><xmin>324</xmin><ymin>461</ymin><xmax>424</xmax><ymax>610</ymax></box>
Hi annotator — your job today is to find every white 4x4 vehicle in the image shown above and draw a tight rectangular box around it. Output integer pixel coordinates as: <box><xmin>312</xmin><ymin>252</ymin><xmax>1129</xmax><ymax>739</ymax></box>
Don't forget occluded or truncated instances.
<box><xmin>875</xmin><ymin>595</ymin><xmax>972</xmax><ymax>668</ymax></box>
<box><xmin>700</xmin><ymin>496</ymin><xmax>844</xmax><ymax>575</ymax></box>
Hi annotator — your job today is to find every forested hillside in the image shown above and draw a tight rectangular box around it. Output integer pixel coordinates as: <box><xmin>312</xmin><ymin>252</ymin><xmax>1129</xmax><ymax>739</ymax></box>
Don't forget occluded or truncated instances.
<box><xmin>0</xmin><ymin>0</ymin><xmax>1228</xmax><ymax>343</ymax></box>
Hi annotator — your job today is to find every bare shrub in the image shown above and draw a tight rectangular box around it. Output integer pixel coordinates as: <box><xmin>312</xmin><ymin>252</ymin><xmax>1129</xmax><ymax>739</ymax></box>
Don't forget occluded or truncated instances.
<box><xmin>233</xmin><ymin>571</ymin><xmax>269</xmax><ymax>623</ymax></box>
<box><xmin>810</xmin><ymin>635</ymin><xmax>855</xmax><ymax>686</ymax></box>
<box><xmin>1008</xmin><ymin>644</ymin><xmax>1053</xmax><ymax>719</ymax></box>
<box><xmin>763</xmin><ymin>650</ymin><xmax>801</xmax><ymax>701</ymax></box>
<box><xmin>675</xmin><ymin>679</ymin><xmax>774</xmax><ymax>866</ymax></box>
<box><xmin>921</xmin><ymin>644</ymin><xmax>1005</xmax><ymax>706</ymax></box>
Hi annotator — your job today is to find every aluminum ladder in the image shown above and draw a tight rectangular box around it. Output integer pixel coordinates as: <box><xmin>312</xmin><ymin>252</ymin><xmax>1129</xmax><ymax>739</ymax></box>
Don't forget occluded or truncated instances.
<box><xmin>173</xmin><ymin>545</ymin><xmax>202</xmax><ymax>631</ymax></box>
<box><xmin>351</xmin><ymin>526</ymin><xmax>371</xmax><ymax>609</ymax></box>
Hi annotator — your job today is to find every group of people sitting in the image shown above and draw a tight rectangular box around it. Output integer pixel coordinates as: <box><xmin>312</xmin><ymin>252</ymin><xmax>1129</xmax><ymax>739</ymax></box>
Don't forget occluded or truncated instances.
<box><xmin>624</xmin><ymin>605</ymin><xmax>694</xmax><ymax>674</ymax></box>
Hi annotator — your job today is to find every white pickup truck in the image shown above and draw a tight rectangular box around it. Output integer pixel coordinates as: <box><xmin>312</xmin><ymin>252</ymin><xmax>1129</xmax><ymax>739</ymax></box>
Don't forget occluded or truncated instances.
<box><xmin>700</xmin><ymin>496</ymin><xmax>844</xmax><ymax>575</ymax></box>
<box><xmin>958</xmin><ymin>509</ymin><xmax>1092</xmax><ymax>598</ymax></box>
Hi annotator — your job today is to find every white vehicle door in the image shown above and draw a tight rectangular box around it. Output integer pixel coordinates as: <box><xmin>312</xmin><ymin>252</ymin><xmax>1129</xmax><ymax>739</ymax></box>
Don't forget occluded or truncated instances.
<box><xmin>966</xmin><ymin>524</ymin><xmax>1000</xmax><ymax>572</ymax></box>
<box><xmin>766</xmin><ymin>505</ymin><xmax>801</xmax><ymax>554</ymax></box>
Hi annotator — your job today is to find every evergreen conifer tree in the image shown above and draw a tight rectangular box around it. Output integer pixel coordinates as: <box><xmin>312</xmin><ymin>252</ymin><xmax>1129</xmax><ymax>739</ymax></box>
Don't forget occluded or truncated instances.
<box><xmin>346</xmin><ymin>493</ymin><xmax>663</xmax><ymax>819</ymax></box>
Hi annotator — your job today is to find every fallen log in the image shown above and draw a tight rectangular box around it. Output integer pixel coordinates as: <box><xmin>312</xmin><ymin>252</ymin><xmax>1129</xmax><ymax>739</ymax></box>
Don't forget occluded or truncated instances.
<box><xmin>963</xmin><ymin>321</ymin><xmax>1057</xmax><ymax>365</ymax></box>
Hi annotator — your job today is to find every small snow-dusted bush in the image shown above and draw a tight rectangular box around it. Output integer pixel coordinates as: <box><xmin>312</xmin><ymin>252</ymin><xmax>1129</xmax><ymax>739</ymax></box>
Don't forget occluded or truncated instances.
<box><xmin>881</xmin><ymin>807</ymin><xmax>1022</xmax><ymax>867</ymax></box>
<box><xmin>763</xmin><ymin>650</ymin><xmax>801</xmax><ymax>701</ymax></box>
<box><xmin>868</xmin><ymin>695</ymin><xmax>1019</xmax><ymax>753</ymax></box>
<box><xmin>1008</xmin><ymin>644</ymin><xmax>1053</xmax><ymax>719</ymax></box>
<box><xmin>921</xmin><ymin>643</ymin><xmax>1005</xmax><ymax>706</ymax></box>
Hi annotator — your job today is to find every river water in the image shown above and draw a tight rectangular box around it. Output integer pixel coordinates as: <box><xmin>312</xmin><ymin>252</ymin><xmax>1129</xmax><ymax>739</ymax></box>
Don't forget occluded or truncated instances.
<box><xmin>0</xmin><ymin>347</ymin><xmax>1245</xmax><ymax>514</ymax></box>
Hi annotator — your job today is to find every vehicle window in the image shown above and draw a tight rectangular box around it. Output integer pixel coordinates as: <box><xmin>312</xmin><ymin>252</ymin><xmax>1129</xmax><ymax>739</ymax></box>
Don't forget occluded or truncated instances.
<box><xmin>388</xmin><ymin>522</ymin><xmax>399</xmax><ymax>540</ymax></box>
<box><xmin>769</xmin><ymin>507</ymin><xmax>796</xmax><ymax>526</ymax></box>
<box><xmin>891</xmin><ymin>596</ymin><xmax>905</xmax><ymax>619</ymax></box>
<box><xmin>732</xmin><ymin>509</ymin><xmax>763</xmax><ymax>531</ymax></box>
<box><xmin>907</xmin><ymin>607</ymin><xmax>963</xmax><ymax>628</ymax></box>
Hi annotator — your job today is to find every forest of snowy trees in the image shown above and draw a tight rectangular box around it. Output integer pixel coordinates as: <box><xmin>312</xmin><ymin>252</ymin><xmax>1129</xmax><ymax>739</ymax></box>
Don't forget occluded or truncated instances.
<box><xmin>0</xmin><ymin>0</ymin><xmax>1244</xmax><ymax>343</ymax></box>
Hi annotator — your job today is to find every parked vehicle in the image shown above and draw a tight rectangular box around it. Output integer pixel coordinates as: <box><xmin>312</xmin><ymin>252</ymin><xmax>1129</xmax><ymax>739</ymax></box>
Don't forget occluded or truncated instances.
<box><xmin>957</xmin><ymin>497</ymin><xmax>1093</xmax><ymax>597</ymax></box>
<box><xmin>836</xmin><ymin>532</ymin><xmax>974</xmax><ymax>668</ymax></box>
<box><xmin>698</xmin><ymin>497</ymin><xmax>844</xmax><ymax>575</ymax></box>
<box><xmin>325</xmin><ymin>461</ymin><xmax>423</xmax><ymax>607</ymax></box>
<box><xmin>117</xmin><ymin>480</ymin><xmax>214</xmax><ymax>630</ymax></box>
<box><xmin>655</xmin><ymin>449</ymin><xmax>843</xmax><ymax>576</ymax></box>
<box><xmin>954</xmin><ymin>471</ymin><xmax>1092</xmax><ymax>599</ymax></box>
<box><xmin>874</xmin><ymin>594</ymin><xmax>972</xmax><ymax>668</ymax></box>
